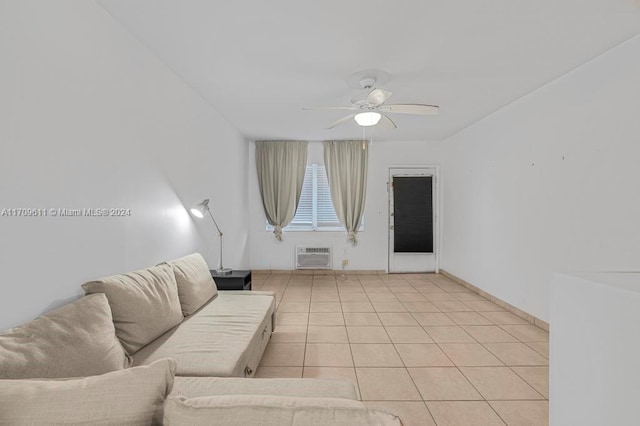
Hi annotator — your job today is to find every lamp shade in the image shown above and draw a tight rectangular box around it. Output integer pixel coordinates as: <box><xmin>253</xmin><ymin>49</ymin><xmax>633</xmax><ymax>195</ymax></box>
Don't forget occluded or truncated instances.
<box><xmin>190</xmin><ymin>199</ymin><xmax>209</xmax><ymax>218</ymax></box>
<box><xmin>354</xmin><ymin>111</ymin><xmax>382</xmax><ymax>127</ymax></box>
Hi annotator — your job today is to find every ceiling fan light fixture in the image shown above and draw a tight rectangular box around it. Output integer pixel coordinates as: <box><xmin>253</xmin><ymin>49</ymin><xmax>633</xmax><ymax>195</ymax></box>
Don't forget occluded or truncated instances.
<box><xmin>354</xmin><ymin>111</ymin><xmax>381</xmax><ymax>127</ymax></box>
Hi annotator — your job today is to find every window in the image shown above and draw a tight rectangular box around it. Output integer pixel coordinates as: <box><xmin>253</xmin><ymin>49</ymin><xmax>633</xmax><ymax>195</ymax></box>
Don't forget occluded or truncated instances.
<box><xmin>266</xmin><ymin>164</ymin><xmax>363</xmax><ymax>232</ymax></box>
<box><xmin>289</xmin><ymin>164</ymin><xmax>341</xmax><ymax>230</ymax></box>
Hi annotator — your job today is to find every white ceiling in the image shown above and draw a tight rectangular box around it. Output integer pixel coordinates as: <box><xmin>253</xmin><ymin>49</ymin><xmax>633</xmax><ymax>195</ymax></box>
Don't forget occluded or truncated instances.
<box><xmin>97</xmin><ymin>0</ymin><xmax>640</xmax><ymax>142</ymax></box>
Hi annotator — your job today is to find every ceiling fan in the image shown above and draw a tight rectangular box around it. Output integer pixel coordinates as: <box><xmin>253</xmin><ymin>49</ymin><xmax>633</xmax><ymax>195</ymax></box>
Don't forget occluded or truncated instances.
<box><xmin>304</xmin><ymin>77</ymin><xmax>439</xmax><ymax>129</ymax></box>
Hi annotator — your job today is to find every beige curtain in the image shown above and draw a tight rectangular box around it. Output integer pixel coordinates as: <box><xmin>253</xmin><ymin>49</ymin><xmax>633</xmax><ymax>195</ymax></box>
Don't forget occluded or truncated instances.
<box><xmin>255</xmin><ymin>141</ymin><xmax>308</xmax><ymax>241</ymax></box>
<box><xmin>323</xmin><ymin>140</ymin><xmax>369</xmax><ymax>245</ymax></box>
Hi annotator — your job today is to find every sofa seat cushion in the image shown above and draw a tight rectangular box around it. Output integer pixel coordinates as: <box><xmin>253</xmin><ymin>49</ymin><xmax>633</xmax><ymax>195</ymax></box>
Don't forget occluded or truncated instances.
<box><xmin>171</xmin><ymin>377</ymin><xmax>358</xmax><ymax>400</ymax></box>
<box><xmin>166</xmin><ymin>253</ymin><xmax>218</xmax><ymax>316</ymax></box>
<box><xmin>132</xmin><ymin>292</ymin><xmax>275</xmax><ymax>377</ymax></box>
<box><xmin>82</xmin><ymin>263</ymin><xmax>183</xmax><ymax>355</ymax></box>
<box><xmin>163</xmin><ymin>395</ymin><xmax>402</xmax><ymax>426</ymax></box>
<box><xmin>0</xmin><ymin>293</ymin><xmax>130</xmax><ymax>379</ymax></box>
<box><xmin>0</xmin><ymin>358</ymin><xmax>176</xmax><ymax>426</ymax></box>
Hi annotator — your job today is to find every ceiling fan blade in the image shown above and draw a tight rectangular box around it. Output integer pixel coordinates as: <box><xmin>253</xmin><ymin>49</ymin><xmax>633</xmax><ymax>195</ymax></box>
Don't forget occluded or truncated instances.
<box><xmin>378</xmin><ymin>114</ymin><xmax>397</xmax><ymax>130</ymax></box>
<box><xmin>303</xmin><ymin>106</ymin><xmax>359</xmax><ymax>111</ymax></box>
<box><xmin>378</xmin><ymin>104</ymin><xmax>439</xmax><ymax>115</ymax></box>
<box><xmin>366</xmin><ymin>89</ymin><xmax>392</xmax><ymax>107</ymax></box>
<box><xmin>326</xmin><ymin>113</ymin><xmax>357</xmax><ymax>129</ymax></box>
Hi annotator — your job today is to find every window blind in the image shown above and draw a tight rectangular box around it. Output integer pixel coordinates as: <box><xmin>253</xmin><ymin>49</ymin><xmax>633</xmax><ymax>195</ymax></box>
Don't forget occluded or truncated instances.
<box><xmin>267</xmin><ymin>164</ymin><xmax>350</xmax><ymax>231</ymax></box>
<box><xmin>288</xmin><ymin>165</ymin><xmax>314</xmax><ymax>228</ymax></box>
<box><xmin>316</xmin><ymin>166</ymin><xmax>341</xmax><ymax>228</ymax></box>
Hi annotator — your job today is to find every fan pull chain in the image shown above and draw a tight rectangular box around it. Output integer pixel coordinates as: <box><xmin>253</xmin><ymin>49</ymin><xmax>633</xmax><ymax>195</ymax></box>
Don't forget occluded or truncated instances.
<box><xmin>360</xmin><ymin>125</ymin><xmax>374</xmax><ymax>150</ymax></box>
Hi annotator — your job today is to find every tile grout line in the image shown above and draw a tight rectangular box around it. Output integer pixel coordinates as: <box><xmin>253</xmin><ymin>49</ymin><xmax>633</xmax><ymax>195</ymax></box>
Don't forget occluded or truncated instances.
<box><xmin>524</xmin><ymin>341</ymin><xmax>550</xmax><ymax>359</ymax></box>
<box><xmin>340</xmin><ymin>274</ymin><xmax>362</xmax><ymax>401</ymax></box>
<box><xmin>385</xmin><ymin>275</ymin><xmax>439</xmax><ymax>425</ymax></box>
<box><xmin>507</xmin><ymin>365</ymin><xmax>548</xmax><ymax>401</ymax></box>
<box><xmin>455</xmin><ymin>363</ymin><xmax>510</xmax><ymax>424</ymax></box>
<box><xmin>413</xmin><ymin>282</ymin><xmax>510</xmax><ymax>419</ymax></box>
<box><xmin>300</xmin><ymin>274</ymin><xmax>310</xmax><ymax>378</ymax></box>
<box><xmin>414</xmin><ymin>276</ymin><xmax>509</xmax><ymax>422</ymax></box>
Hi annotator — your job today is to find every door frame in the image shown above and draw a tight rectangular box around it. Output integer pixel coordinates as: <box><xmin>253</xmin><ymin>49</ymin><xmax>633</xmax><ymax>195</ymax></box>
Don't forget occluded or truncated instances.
<box><xmin>387</xmin><ymin>165</ymin><xmax>441</xmax><ymax>273</ymax></box>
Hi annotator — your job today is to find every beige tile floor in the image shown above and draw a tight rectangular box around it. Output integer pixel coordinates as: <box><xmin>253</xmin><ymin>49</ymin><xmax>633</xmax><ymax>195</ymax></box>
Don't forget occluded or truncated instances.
<box><xmin>253</xmin><ymin>272</ymin><xmax>549</xmax><ymax>426</ymax></box>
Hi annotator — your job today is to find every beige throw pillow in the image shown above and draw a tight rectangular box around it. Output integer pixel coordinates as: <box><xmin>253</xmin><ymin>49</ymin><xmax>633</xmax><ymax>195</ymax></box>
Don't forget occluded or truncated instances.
<box><xmin>164</xmin><ymin>395</ymin><xmax>402</xmax><ymax>426</ymax></box>
<box><xmin>0</xmin><ymin>293</ymin><xmax>130</xmax><ymax>379</ymax></box>
<box><xmin>0</xmin><ymin>358</ymin><xmax>176</xmax><ymax>426</ymax></box>
<box><xmin>82</xmin><ymin>263</ymin><xmax>183</xmax><ymax>354</ymax></box>
<box><xmin>167</xmin><ymin>253</ymin><xmax>218</xmax><ymax>316</ymax></box>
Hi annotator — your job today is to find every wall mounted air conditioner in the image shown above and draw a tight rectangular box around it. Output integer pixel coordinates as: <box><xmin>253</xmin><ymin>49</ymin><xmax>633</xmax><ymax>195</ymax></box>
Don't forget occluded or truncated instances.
<box><xmin>295</xmin><ymin>246</ymin><xmax>332</xmax><ymax>269</ymax></box>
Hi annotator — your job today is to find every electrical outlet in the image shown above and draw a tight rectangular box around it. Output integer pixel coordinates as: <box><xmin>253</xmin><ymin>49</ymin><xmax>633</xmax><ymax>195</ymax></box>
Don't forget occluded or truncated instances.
<box><xmin>342</xmin><ymin>259</ymin><xmax>349</xmax><ymax>269</ymax></box>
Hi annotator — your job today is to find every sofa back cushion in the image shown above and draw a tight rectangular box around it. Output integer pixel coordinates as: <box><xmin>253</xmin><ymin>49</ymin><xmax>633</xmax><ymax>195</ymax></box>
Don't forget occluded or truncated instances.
<box><xmin>0</xmin><ymin>293</ymin><xmax>130</xmax><ymax>379</ymax></box>
<box><xmin>0</xmin><ymin>358</ymin><xmax>176</xmax><ymax>426</ymax></box>
<box><xmin>167</xmin><ymin>253</ymin><xmax>217</xmax><ymax>316</ymax></box>
<box><xmin>82</xmin><ymin>263</ymin><xmax>183</xmax><ymax>354</ymax></box>
<box><xmin>163</xmin><ymin>395</ymin><xmax>402</xmax><ymax>426</ymax></box>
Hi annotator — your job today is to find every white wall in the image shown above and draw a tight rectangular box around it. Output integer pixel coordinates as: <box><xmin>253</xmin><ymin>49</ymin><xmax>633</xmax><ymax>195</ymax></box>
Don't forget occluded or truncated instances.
<box><xmin>0</xmin><ymin>1</ymin><xmax>249</xmax><ymax>331</ymax></box>
<box><xmin>441</xmin><ymin>35</ymin><xmax>640</xmax><ymax>322</ymax></box>
<box><xmin>550</xmin><ymin>273</ymin><xmax>640</xmax><ymax>425</ymax></box>
<box><xmin>247</xmin><ymin>141</ymin><xmax>444</xmax><ymax>271</ymax></box>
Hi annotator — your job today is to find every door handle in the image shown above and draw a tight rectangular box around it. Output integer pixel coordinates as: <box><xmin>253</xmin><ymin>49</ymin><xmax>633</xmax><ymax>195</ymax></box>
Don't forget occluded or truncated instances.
<box><xmin>390</xmin><ymin>225</ymin><xmax>394</xmax><ymax>230</ymax></box>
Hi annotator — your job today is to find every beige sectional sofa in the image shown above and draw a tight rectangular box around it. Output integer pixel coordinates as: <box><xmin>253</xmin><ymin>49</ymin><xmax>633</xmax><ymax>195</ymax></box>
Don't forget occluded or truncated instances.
<box><xmin>76</xmin><ymin>253</ymin><xmax>275</xmax><ymax>378</ymax></box>
<box><xmin>131</xmin><ymin>290</ymin><xmax>275</xmax><ymax>377</ymax></box>
<box><xmin>0</xmin><ymin>253</ymin><xmax>402</xmax><ymax>425</ymax></box>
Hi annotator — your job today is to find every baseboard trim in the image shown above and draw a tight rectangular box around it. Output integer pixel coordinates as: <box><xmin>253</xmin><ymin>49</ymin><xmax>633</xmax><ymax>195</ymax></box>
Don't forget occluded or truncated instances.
<box><xmin>440</xmin><ymin>269</ymin><xmax>549</xmax><ymax>332</ymax></box>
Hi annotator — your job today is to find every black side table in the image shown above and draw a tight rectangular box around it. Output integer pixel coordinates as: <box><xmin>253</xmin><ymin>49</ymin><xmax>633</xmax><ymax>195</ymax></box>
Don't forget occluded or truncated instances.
<box><xmin>210</xmin><ymin>270</ymin><xmax>252</xmax><ymax>291</ymax></box>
